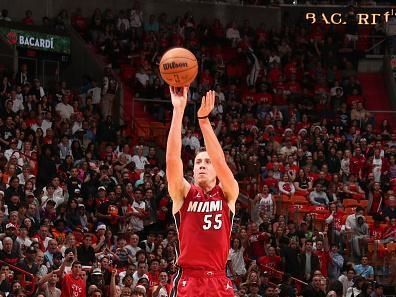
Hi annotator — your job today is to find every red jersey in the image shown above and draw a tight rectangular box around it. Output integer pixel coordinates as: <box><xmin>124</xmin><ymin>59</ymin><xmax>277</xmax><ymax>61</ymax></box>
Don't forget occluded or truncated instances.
<box><xmin>330</xmin><ymin>211</ymin><xmax>345</xmax><ymax>231</ymax></box>
<box><xmin>350</xmin><ymin>155</ymin><xmax>365</xmax><ymax>176</ymax></box>
<box><xmin>370</xmin><ymin>224</ymin><xmax>385</xmax><ymax>240</ymax></box>
<box><xmin>315</xmin><ymin>250</ymin><xmax>330</xmax><ymax>277</ymax></box>
<box><xmin>175</xmin><ymin>184</ymin><xmax>233</xmax><ymax>271</ymax></box>
<box><xmin>61</xmin><ymin>273</ymin><xmax>86</xmax><ymax>297</ymax></box>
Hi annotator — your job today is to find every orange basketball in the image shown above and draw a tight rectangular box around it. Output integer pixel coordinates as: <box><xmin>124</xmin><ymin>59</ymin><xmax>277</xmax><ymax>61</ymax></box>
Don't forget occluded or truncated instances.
<box><xmin>159</xmin><ymin>47</ymin><xmax>198</xmax><ymax>87</ymax></box>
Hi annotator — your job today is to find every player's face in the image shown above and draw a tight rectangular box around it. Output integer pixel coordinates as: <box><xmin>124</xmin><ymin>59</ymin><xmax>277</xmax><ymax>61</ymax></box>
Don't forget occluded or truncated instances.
<box><xmin>193</xmin><ymin>151</ymin><xmax>216</xmax><ymax>185</ymax></box>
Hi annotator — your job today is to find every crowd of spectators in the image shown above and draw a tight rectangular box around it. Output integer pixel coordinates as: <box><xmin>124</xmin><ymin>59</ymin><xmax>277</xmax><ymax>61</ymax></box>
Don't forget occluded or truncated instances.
<box><xmin>0</xmin><ymin>2</ymin><xmax>396</xmax><ymax>297</ymax></box>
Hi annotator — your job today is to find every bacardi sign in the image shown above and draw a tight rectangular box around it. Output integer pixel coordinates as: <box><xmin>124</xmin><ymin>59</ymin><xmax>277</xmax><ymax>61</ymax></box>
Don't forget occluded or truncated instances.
<box><xmin>282</xmin><ymin>5</ymin><xmax>396</xmax><ymax>26</ymax></box>
<box><xmin>0</xmin><ymin>26</ymin><xmax>70</xmax><ymax>54</ymax></box>
<box><xmin>306</xmin><ymin>8</ymin><xmax>396</xmax><ymax>25</ymax></box>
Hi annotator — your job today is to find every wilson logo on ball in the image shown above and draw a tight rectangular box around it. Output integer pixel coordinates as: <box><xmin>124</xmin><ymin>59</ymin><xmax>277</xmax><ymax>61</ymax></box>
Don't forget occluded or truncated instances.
<box><xmin>163</xmin><ymin>62</ymin><xmax>188</xmax><ymax>70</ymax></box>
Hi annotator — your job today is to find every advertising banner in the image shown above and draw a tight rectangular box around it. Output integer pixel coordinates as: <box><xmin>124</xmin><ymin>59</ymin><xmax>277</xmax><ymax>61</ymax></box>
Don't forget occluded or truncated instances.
<box><xmin>281</xmin><ymin>5</ymin><xmax>396</xmax><ymax>26</ymax></box>
<box><xmin>0</xmin><ymin>26</ymin><xmax>70</xmax><ymax>54</ymax></box>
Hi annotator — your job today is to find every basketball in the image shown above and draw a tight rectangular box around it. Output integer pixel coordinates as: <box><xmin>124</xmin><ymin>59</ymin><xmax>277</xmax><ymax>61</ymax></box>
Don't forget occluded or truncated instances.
<box><xmin>159</xmin><ymin>47</ymin><xmax>198</xmax><ymax>87</ymax></box>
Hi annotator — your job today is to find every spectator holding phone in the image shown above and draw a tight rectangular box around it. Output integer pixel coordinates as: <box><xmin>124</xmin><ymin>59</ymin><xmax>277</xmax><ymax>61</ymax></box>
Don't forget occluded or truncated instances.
<box><xmin>59</xmin><ymin>254</ymin><xmax>86</xmax><ymax>297</ymax></box>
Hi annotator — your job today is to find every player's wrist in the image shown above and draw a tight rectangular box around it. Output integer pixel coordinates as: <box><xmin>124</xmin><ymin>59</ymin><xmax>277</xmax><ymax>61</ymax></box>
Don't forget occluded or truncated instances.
<box><xmin>198</xmin><ymin>114</ymin><xmax>210</xmax><ymax>120</ymax></box>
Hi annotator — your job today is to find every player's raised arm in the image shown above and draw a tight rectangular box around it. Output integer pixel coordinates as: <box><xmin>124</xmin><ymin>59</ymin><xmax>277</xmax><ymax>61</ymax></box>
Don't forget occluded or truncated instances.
<box><xmin>198</xmin><ymin>90</ymin><xmax>239</xmax><ymax>209</ymax></box>
<box><xmin>166</xmin><ymin>86</ymin><xmax>191</xmax><ymax>210</ymax></box>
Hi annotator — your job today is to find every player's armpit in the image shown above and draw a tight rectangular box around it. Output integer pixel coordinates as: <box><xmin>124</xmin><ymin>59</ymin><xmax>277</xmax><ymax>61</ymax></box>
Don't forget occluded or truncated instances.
<box><xmin>166</xmin><ymin>157</ymin><xmax>191</xmax><ymax>202</ymax></box>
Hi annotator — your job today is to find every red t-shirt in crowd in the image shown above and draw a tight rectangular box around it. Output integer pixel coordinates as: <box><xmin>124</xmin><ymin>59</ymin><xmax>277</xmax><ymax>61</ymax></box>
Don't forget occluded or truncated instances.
<box><xmin>315</xmin><ymin>250</ymin><xmax>330</xmax><ymax>277</ymax></box>
<box><xmin>148</xmin><ymin>271</ymin><xmax>160</xmax><ymax>287</ymax></box>
<box><xmin>350</xmin><ymin>155</ymin><xmax>365</xmax><ymax>176</ymax></box>
<box><xmin>257</xmin><ymin>255</ymin><xmax>281</xmax><ymax>274</ymax></box>
<box><xmin>61</xmin><ymin>273</ymin><xmax>86</xmax><ymax>297</ymax></box>
<box><xmin>370</xmin><ymin>224</ymin><xmax>386</xmax><ymax>240</ymax></box>
<box><xmin>255</xmin><ymin>92</ymin><xmax>273</xmax><ymax>105</ymax></box>
<box><xmin>248</xmin><ymin>232</ymin><xmax>269</xmax><ymax>259</ymax></box>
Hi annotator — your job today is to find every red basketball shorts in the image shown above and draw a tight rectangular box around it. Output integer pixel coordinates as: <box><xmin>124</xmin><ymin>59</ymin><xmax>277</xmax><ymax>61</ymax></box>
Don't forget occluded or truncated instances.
<box><xmin>170</xmin><ymin>268</ymin><xmax>235</xmax><ymax>297</ymax></box>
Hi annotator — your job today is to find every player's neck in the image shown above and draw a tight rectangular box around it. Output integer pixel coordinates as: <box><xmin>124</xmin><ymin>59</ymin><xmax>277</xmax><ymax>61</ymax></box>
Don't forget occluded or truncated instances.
<box><xmin>195</xmin><ymin>181</ymin><xmax>216</xmax><ymax>194</ymax></box>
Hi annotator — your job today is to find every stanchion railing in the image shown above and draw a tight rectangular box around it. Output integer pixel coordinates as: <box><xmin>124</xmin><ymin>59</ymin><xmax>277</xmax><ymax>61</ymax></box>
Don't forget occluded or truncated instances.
<box><xmin>0</xmin><ymin>259</ymin><xmax>37</xmax><ymax>295</ymax></box>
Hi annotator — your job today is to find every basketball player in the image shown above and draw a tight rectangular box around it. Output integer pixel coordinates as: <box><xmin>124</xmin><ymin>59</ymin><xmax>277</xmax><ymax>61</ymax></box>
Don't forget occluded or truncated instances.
<box><xmin>166</xmin><ymin>86</ymin><xmax>239</xmax><ymax>297</ymax></box>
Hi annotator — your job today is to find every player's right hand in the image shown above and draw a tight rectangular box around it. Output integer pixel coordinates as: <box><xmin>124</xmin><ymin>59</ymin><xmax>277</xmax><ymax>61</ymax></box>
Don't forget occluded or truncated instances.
<box><xmin>170</xmin><ymin>86</ymin><xmax>189</xmax><ymax>111</ymax></box>
<box><xmin>198</xmin><ymin>90</ymin><xmax>215</xmax><ymax>118</ymax></box>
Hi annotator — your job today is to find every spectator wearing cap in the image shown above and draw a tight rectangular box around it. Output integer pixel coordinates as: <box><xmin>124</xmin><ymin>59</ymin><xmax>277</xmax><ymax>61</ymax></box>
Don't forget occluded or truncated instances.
<box><xmin>95</xmin><ymin>186</ymin><xmax>108</xmax><ymax>206</ymax></box>
<box><xmin>50</xmin><ymin>251</ymin><xmax>64</xmax><ymax>271</ymax></box>
<box><xmin>17</xmin><ymin>245</ymin><xmax>38</xmax><ymax>277</ymax></box>
<box><xmin>92</xmin><ymin>223</ymin><xmax>106</xmax><ymax>250</ymax></box>
<box><xmin>4</xmin><ymin>221</ymin><xmax>21</xmax><ymax>252</ymax></box>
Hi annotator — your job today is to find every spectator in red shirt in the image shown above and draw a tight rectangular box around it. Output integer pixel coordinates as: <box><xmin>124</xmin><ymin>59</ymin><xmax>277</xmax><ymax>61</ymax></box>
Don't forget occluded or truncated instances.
<box><xmin>368</xmin><ymin>182</ymin><xmax>384</xmax><ymax>215</ymax></box>
<box><xmin>370</xmin><ymin>214</ymin><xmax>386</xmax><ymax>242</ymax></box>
<box><xmin>315</xmin><ymin>238</ymin><xmax>330</xmax><ymax>277</ymax></box>
<box><xmin>60</xmin><ymin>259</ymin><xmax>86</xmax><ymax>297</ymax></box>
<box><xmin>22</xmin><ymin>10</ymin><xmax>34</xmax><ymax>25</ymax></box>
<box><xmin>258</xmin><ymin>246</ymin><xmax>281</xmax><ymax>274</ymax></box>
<box><xmin>248</xmin><ymin>223</ymin><xmax>269</xmax><ymax>260</ymax></box>
<box><xmin>382</xmin><ymin>217</ymin><xmax>396</xmax><ymax>243</ymax></box>
<box><xmin>147</xmin><ymin>258</ymin><xmax>160</xmax><ymax>288</ymax></box>
<box><xmin>350</xmin><ymin>147</ymin><xmax>365</xmax><ymax>179</ymax></box>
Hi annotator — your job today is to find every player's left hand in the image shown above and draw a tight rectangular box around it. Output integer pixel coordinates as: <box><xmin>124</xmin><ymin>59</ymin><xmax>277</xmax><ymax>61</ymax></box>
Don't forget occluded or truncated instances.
<box><xmin>198</xmin><ymin>90</ymin><xmax>215</xmax><ymax>118</ymax></box>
